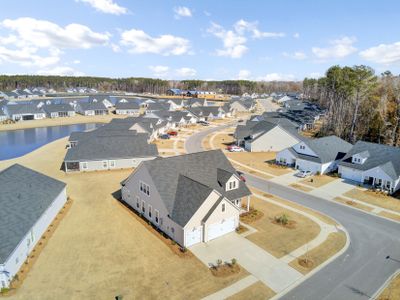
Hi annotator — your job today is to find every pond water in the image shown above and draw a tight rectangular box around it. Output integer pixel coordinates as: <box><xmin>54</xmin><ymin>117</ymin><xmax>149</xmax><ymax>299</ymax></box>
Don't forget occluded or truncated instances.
<box><xmin>0</xmin><ymin>123</ymin><xmax>99</xmax><ymax>161</ymax></box>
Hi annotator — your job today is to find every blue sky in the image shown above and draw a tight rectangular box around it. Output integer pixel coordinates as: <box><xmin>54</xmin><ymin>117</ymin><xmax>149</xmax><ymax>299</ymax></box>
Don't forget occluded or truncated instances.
<box><xmin>0</xmin><ymin>0</ymin><xmax>399</xmax><ymax>80</ymax></box>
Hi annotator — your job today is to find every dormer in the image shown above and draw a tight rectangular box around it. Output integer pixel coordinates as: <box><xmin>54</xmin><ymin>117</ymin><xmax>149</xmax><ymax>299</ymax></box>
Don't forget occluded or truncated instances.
<box><xmin>217</xmin><ymin>168</ymin><xmax>239</xmax><ymax>191</ymax></box>
<box><xmin>352</xmin><ymin>151</ymin><xmax>369</xmax><ymax>164</ymax></box>
<box><xmin>293</xmin><ymin>141</ymin><xmax>317</xmax><ymax>157</ymax></box>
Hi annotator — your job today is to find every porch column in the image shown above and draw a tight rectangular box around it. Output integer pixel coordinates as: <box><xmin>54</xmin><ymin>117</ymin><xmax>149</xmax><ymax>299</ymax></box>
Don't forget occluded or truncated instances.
<box><xmin>246</xmin><ymin>196</ymin><xmax>250</xmax><ymax>212</ymax></box>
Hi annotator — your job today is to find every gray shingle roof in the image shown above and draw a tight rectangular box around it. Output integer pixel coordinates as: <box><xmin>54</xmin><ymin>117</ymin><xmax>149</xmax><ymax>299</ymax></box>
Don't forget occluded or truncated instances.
<box><xmin>5</xmin><ymin>103</ymin><xmax>45</xmax><ymax>115</ymax></box>
<box><xmin>78</xmin><ymin>101</ymin><xmax>107</xmax><ymax>111</ymax></box>
<box><xmin>43</xmin><ymin>103</ymin><xmax>74</xmax><ymax>114</ymax></box>
<box><xmin>339</xmin><ymin>141</ymin><xmax>400</xmax><ymax>180</ymax></box>
<box><xmin>140</xmin><ymin>150</ymin><xmax>251</xmax><ymax>227</ymax></box>
<box><xmin>187</xmin><ymin>106</ymin><xmax>220</xmax><ymax>118</ymax></box>
<box><xmin>300</xmin><ymin>136</ymin><xmax>352</xmax><ymax>163</ymax></box>
<box><xmin>0</xmin><ymin>164</ymin><xmax>66</xmax><ymax>263</ymax></box>
<box><xmin>115</xmin><ymin>101</ymin><xmax>140</xmax><ymax>110</ymax></box>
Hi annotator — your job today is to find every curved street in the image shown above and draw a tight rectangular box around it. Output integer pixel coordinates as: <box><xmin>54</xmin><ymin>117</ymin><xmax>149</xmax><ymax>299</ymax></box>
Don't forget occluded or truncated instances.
<box><xmin>185</xmin><ymin>124</ymin><xmax>400</xmax><ymax>300</ymax></box>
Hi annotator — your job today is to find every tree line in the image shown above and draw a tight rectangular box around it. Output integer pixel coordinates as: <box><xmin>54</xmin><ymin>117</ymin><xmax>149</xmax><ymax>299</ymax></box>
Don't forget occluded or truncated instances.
<box><xmin>0</xmin><ymin>75</ymin><xmax>301</xmax><ymax>95</ymax></box>
<box><xmin>303</xmin><ymin>66</ymin><xmax>400</xmax><ymax>146</ymax></box>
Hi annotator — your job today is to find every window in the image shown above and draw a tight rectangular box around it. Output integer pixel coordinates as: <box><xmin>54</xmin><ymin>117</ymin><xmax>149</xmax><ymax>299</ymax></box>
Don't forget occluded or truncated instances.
<box><xmin>81</xmin><ymin>162</ymin><xmax>88</xmax><ymax>170</ymax></box>
<box><xmin>148</xmin><ymin>205</ymin><xmax>152</xmax><ymax>218</ymax></box>
<box><xmin>155</xmin><ymin>210</ymin><xmax>159</xmax><ymax>224</ymax></box>
<box><xmin>15</xmin><ymin>257</ymin><xmax>19</xmax><ymax>264</ymax></box>
<box><xmin>222</xmin><ymin>203</ymin><xmax>226</xmax><ymax>212</ymax></box>
<box><xmin>136</xmin><ymin>196</ymin><xmax>140</xmax><ymax>208</ymax></box>
<box><xmin>142</xmin><ymin>200</ymin><xmax>145</xmax><ymax>213</ymax></box>
<box><xmin>109</xmin><ymin>160</ymin><xmax>116</xmax><ymax>168</ymax></box>
<box><xmin>140</xmin><ymin>181</ymin><xmax>150</xmax><ymax>196</ymax></box>
<box><xmin>102</xmin><ymin>161</ymin><xmax>108</xmax><ymax>168</ymax></box>
<box><xmin>300</xmin><ymin>145</ymin><xmax>305</xmax><ymax>150</ymax></box>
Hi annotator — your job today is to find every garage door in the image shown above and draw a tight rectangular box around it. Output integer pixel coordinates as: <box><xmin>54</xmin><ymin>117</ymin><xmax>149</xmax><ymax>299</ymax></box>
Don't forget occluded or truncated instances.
<box><xmin>208</xmin><ymin>217</ymin><xmax>236</xmax><ymax>241</ymax></box>
<box><xmin>185</xmin><ymin>226</ymin><xmax>202</xmax><ymax>247</ymax></box>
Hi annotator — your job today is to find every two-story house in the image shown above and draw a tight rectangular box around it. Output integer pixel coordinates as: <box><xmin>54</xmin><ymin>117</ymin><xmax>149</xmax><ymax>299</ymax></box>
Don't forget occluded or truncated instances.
<box><xmin>276</xmin><ymin>136</ymin><xmax>352</xmax><ymax>174</ymax></box>
<box><xmin>121</xmin><ymin>150</ymin><xmax>252</xmax><ymax>247</ymax></box>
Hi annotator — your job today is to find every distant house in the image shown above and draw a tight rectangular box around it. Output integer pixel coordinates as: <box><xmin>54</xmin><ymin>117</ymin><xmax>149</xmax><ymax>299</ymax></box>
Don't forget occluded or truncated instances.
<box><xmin>234</xmin><ymin>120</ymin><xmax>303</xmax><ymax>152</ymax></box>
<box><xmin>166</xmin><ymin>89</ymin><xmax>183</xmax><ymax>96</ymax></box>
<box><xmin>64</xmin><ymin>126</ymin><xmax>158</xmax><ymax>172</ymax></box>
<box><xmin>0</xmin><ymin>109</ymin><xmax>7</xmax><ymax>122</ymax></box>
<box><xmin>186</xmin><ymin>90</ymin><xmax>216</xmax><ymax>98</ymax></box>
<box><xmin>338</xmin><ymin>141</ymin><xmax>400</xmax><ymax>194</ymax></box>
<box><xmin>187</xmin><ymin>106</ymin><xmax>226</xmax><ymax>121</ymax></box>
<box><xmin>276</xmin><ymin>95</ymin><xmax>293</xmax><ymax>104</ymax></box>
<box><xmin>0</xmin><ymin>164</ymin><xmax>67</xmax><ymax>289</ymax></box>
<box><xmin>229</xmin><ymin>99</ymin><xmax>256</xmax><ymax>112</ymax></box>
<box><xmin>0</xmin><ymin>91</ymin><xmax>19</xmax><ymax>100</ymax></box>
<box><xmin>76</xmin><ymin>102</ymin><xmax>108</xmax><ymax>116</ymax></box>
<box><xmin>146</xmin><ymin>102</ymin><xmax>171</xmax><ymax>114</ymax></box>
<box><xmin>276</xmin><ymin>136</ymin><xmax>352</xmax><ymax>174</ymax></box>
<box><xmin>121</xmin><ymin>150</ymin><xmax>252</xmax><ymax>247</ymax></box>
<box><xmin>186</xmin><ymin>98</ymin><xmax>208</xmax><ymax>107</ymax></box>
<box><xmin>43</xmin><ymin>104</ymin><xmax>76</xmax><ymax>118</ymax></box>
<box><xmin>4</xmin><ymin>103</ymin><xmax>46</xmax><ymax>121</ymax></box>
<box><xmin>115</xmin><ymin>100</ymin><xmax>141</xmax><ymax>116</ymax></box>
<box><xmin>167</xmin><ymin>98</ymin><xmax>185</xmax><ymax>110</ymax></box>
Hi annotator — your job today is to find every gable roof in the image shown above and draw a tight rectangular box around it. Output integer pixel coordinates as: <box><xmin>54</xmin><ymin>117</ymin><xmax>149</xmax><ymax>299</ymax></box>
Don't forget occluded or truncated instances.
<box><xmin>43</xmin><ymin>103</ymin><xmax>74</xmax><ymax>114</ymax></box>
<box><xmin>138</xmin><ymin>150</ymin><xmax>251</xmax><ymax>227</ymax></box>
<box><xmin>115</xmin><ymin>100</ymin><xmax>140</xmax><ymax>110</ymax></box>
<box><xmin>0</xmin><ymin>164</ymin><xmax>66</xmax><ymax>263</ymax></box>
<box><xmin>339</xmin><ymin>141</ymin><xmax>400</xmax><ymax>180</ymax></box>
<box><xmin>78</xmin><ymin>101</ymin><xmax>107</xmax><ymax>111</ymax></box>
<box><xmin>5</xmin><ymin>103</ymin><xmax>45</xmax><ymax>115</ymax></box>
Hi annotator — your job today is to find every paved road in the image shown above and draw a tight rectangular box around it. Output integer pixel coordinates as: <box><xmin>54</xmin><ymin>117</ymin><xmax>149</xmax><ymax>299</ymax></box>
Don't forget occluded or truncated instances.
<box><xmin>186</xmin><ymin>125</ymin><xmax>400</xmax><ymax>300</ymax></box>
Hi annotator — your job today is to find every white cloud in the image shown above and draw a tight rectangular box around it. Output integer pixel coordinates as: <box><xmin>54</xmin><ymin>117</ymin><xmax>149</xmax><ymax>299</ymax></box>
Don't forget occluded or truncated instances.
<box><xmin>37</xmin><ymin>66</ymin><xmax>84</xmax><ymax>76</ymax></box>
<box><xmin>149</xmin><ymin>65</ymin><xmax>170</xmax><ymax>78</ymax></box>
<box><xmin>237</xmin><ymin>69</ymin><xmax>251</xmax><ymax>80</ymax></box>
<box><xmin>312</xmin><ymin>36</ymin><xmax>357</xmax><ymax>60</ymax></box>
<box><xmin>73</xmin><ymin>59</ymin><xmax>81</xmax><ymax>64</ymax></box>
<box><xmin>208</xmin><ymin>20</ymin><xmax>284</xmax><ymax>58</ymax></box>
<box><xmin>204</xmin><ymin>11</ymin><xmax>211</xmax><ymax>17</ymax></box>
<box><xmin>293</xmin><ymin>33</ymin><xmax>300</xmax><ymax>39</ymax></box>
<box><xmin>176</xmin><ymin>67</ymin><xmax>196</xmax><ymax>77</ymax></box>
<box><xmin>0</xmin><ymin>17</ymin><xmax>110</xmax><ymax>68</ymax></box>
<box><xmin>359</xmin><ymin>41</ymin><xmax>400</xmax><ymax>64</ymax></box>
<box><xmin>257</xmin><ymin>73</ymin><xmax>296</xmax><ymax>82</ymax></box>
<box><xmin>283</xmin><ymin>51</ymin><xmax>307</xmax><ymax>60</ymax></box>
<box><xmin>76</xmin><ymin>0</ymin><xmax>128</xmax><ymax>15</ymax></box>
<box><xmin>111</xmin><ymin>43</ymin><xmax>121</xmax><ymax>52</ymax></box>
<box><xmin>174</xmin><ymin>6</ymin><xmax>192</xmax><ymax>19</ymax></box>
<box><xmin>120</xmin><ymin>29</ymin><xmax>191</xmax><ymax>56</ymax></box>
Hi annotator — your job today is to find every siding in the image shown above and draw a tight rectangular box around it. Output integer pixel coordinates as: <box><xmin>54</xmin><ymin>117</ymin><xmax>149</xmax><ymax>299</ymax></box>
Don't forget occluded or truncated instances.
<box><xmin>247</xmin><ymin>126</ymin><xmax>300</xmax><ymax>152</ymax></box>
<box><xmin>69</xmin><ymin>157</ymin><xmax>156</xmax><ymax>172</ymax></box>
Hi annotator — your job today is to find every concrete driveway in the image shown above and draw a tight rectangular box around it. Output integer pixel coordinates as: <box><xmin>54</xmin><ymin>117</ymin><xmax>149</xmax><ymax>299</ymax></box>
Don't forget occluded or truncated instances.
<box><xmin>190</xmin><ymin>232</ymin><xmax>303</xmax><ymax>293</ymax></box>
<box><xmin>309</xmin><ymin>178</ymin><xmax>359</xmax><ymax>200</ymax></box>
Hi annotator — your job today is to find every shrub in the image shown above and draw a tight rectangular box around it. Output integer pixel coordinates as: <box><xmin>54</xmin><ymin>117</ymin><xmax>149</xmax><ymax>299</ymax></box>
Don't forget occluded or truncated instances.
<box><xmin>0</xmin><ymin>287</ymin><xmax>10</xmax><ymax>294</ymax></box>
<box><xmin>231</xmin><ymin>258</ymin><xmax>237</xmax><ymax>265</ymax></box>
<box><xmin>171</xmin><ymin>240</ymin><xmax>176</xmax><ymax>245</ymax></box>
<box><xmin>180</xmin><ymin>247</ymin><xmax>187</xmax><ymax>253</ymax></box>
<box><xmin>275</xmin><ymin>214</ymin><xmax>289</xmax><ymax>225</ymax></box>
<box><xmin>316</xmin><ymin>171</ymin><xmax>321</xmax><ymax>176</ymax></box>
<box><xmin>217</xmin><ymin>259</ymin><xmax>223</xmax><ymax>267</ymax></box>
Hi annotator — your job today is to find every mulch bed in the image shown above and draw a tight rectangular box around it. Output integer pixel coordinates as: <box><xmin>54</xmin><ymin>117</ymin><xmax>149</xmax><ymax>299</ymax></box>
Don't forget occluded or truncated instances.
<box><xmin>240</xmin><ymin>207</ymin><xmax>264</xmax><ymax>224</ymax></box>
<box><xmin>298</xmin><ymin>258</ymin><xmax>314</xmax><ymax>268</ymax></box>
<box><xmin>210</xmin><ymin>264</ymin><xmax>241</xmax><ymax>277</ymax></box>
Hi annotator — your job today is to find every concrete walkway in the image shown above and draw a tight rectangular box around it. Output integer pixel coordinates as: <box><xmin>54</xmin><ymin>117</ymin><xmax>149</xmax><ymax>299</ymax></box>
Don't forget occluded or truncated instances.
<box><xmin>191</xmin><ymin>232</ymin><xmax>303</xmax><ymax>293</ymax></box>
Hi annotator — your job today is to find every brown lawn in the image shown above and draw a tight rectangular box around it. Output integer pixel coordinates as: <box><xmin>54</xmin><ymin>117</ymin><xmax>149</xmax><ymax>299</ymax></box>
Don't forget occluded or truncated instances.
<box><xmin>289</xmin><ymin>232</ymin><xmax>347</xmax><ymax>274</ymax></box>
<box><xmin>301</xmin><ymin>175</ymin><xmax>337</xmax><ymax>188</ymax></box>
<box><xmin>226</xmin><ymin>152</ymin><xmax>291</xmax><ymax>176</ymax></box>
<box><xmin>377</xmin><ymin>272</ymin><xmax>400</xmax><ymax>300</ymax></box>
<box><xmin>212</xmin><ymin>133</ymin><xmax>235</xmax><ymax>150</ymax></box>
<box><xmin>334</xmin><ymin>197</ymin><xmax>374</xmax><ymax>212</ymax></box>
<box><xmin>244</xmin><ymin>196</ymin><xmax>320</xmax><ymax>258</ymax></box>
<box><xmin>378</xmin><ymin>211</ymin><xmax>400</xmax><ymax>222</ymax></box>
<box><xmin>344</xmin><ymin>188</ymin><xmax>400</xmax><ymax>213</ymax></box>
<box><xmin>227</xmin><ymin>281</ymin><xmax>276</xmax><ymax>300</ymax></box>
<box><xmin>0</xmin><ymin>113</ymin><xmax>127</xmax><ymax>132</ymax></box>
<box><xmin>0</xmin><ymin>138</ymin><xmax>247</xmax><ymax>299</ymax></box>
<box><xmin>176</xmin><ymin>140</ymin><xmax>185</xmax><ymax>150</ymax></box>
<box><xmin>289</xmin><ymin>183</ymin><xmax>313</xmax><ymax>192</ymax></box>
<box><xmin>152</xmin><ymin>139</ymin><xmax>175</xmax><ymax>149</ymax></box>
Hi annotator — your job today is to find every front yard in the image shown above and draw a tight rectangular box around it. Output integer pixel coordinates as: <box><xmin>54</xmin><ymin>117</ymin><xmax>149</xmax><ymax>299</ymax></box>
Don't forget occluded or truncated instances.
<box><xmin>226</xmin><ymin>152</ymin><xmax>291</xmax><ymax>176</ymax></box>
<box><xmin>241</xmin><ymin>196</ymin><xmax>321</xmax><ymax>258</ymax></box>
<box><xmin>344</xmin><ymin>188</ymin><xmax>400</xmax><ymax>213</ymax></box>
<box><xmin>227</xmin><ymin>281</ymin><xmax>276</xmax><ymax>300</ymax></box>
<box><xmin>0</xmin><ymin>138</ymin><xmax>248</xmax><ymax>299</ymax></box>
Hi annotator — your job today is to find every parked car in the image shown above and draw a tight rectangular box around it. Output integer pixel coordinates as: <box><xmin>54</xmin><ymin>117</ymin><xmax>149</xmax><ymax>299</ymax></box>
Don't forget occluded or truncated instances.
<box><xmin>228</xmin><ymin>146</ymin><xmax>244</xmax><ymax>152</ymax></box>
<box><xmin>238</xmin><ymin>119</ymin><xmax>244</xmax><ymax>123</ymax></box>
<box><xmin>295</xmin><ymin>170</ymin><xmax>312</xmax><ymax>178</ymax></box>
<box><xmin>160</xmin><ymin>134</ymin><xmax>170</xmax><ymax>139</ymax></box>
<box><xmin>168</xmin><ymin>131</ymin><xmax>178</xmax><ymax>136</ymax></box>
<box><xmin>197</xmin><ymin>120</ymin><xmax>210</xmax><ymax>126</ymax></box>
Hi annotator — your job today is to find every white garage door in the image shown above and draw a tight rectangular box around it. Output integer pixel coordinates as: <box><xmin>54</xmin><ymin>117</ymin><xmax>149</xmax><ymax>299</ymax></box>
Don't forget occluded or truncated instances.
<box><xmin>208</xmin><ymin>217</ymin><xmax>236</xmax><ymax>241</ymax></box>
<box><xmin>185</xmin><ymin>226</ymin><xmax>203</xmax><ymax>247</ymax></box>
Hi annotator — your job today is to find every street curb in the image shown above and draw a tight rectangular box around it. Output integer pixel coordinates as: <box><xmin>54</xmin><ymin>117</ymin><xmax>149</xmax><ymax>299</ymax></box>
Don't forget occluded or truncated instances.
<box><xmin>371</xmin><ymin>269</ymin><xmax>400</xmax><ymax>300</ymax></box>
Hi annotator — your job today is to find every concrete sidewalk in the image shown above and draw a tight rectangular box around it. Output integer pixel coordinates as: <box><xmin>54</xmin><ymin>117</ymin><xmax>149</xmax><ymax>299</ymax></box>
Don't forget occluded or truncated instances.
<box><xmin>190</xmin><ymin>232</ymin><xmax>303</xmax><ymax>293</ymax></box>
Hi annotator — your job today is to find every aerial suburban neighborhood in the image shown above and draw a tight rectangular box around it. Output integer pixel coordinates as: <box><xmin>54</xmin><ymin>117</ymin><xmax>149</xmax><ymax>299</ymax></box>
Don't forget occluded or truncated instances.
<box><xmin>0</xmin><ymin>1</ymin><xmax>400</xmax><ymax>300</ymax></box>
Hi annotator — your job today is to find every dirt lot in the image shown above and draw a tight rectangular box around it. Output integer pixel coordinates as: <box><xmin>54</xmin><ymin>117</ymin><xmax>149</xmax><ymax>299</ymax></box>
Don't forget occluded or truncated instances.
<box><xmin>0</xmin><ymin>113</ymin><xmax>127</xmax><ymax>131</ymax></box>
<box><xmin>227</xmin><ymin>281</ymin><xmax>275</xmax><ymax>300</ymax></box>
<box><xmin>244</xmin><ymin>196</ymin><xmax>321</xmax><ymax>258</ymax></box>
<box><xmin>377</xmin><ymin>272</ymin><xmax>400</xmax><ymax>300</ymax></box>
<box><xmin>289</xmin><ymin>232</ymin><xmax>347</xmax><ymax>274</ymax></box>
<box><xmin>300</xmin><ymin>175</ymin><xmax>337</xmax><ymax>188</ymax></box>
<box><xmin>0</xmin><ymin>138</ymin><xmax>247</xmax><ymax>299</ymax></box>
<box><xmin>344</xmin><ymin>188</ymin><xmax>400</xmax><ymax>213</ymax></box>
<box><xmin>226</xmin><ymin>152</ymin><xmax>291</xmax><ymax>176</ymax></box>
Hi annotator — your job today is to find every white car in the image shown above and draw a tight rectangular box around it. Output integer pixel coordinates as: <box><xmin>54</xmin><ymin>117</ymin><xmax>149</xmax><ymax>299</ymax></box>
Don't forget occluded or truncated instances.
<box><xmin>295</xmin><ymin>170</ymin><xmax>312</xmax><ymax>178</ymax></box>
<box><xmin>229</xmin><ymin>146</ymin><xmax>244</xmax><ymax>152</ymax></box>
